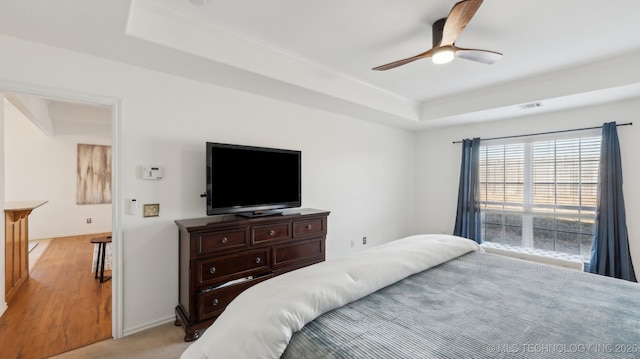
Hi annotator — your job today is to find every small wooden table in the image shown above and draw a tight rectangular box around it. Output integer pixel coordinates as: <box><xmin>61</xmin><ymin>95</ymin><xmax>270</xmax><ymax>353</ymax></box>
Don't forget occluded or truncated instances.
<box><xmin>91</xmin><ymin>236</ymin><xmax>112</xmax><ymax>283</ymax></box>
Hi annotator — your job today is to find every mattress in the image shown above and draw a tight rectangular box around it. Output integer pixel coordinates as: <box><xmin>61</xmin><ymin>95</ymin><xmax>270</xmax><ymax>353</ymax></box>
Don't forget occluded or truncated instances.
<box><xmin>180</xmin><ymin>234</ymin><xmax>640</xmax><ymax>359</ymax></box>
<box><xmin>283</xmin><ymin>252</ymin><xmax>640</xmax><ymax>358</ymax></box>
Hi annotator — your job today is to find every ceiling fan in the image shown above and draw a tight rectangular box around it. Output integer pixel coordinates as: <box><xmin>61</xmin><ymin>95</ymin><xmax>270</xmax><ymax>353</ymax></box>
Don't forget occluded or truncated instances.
<box><xmin>372</xmin><ymin>0</ymin><xmax>502</xmax><ymax>71</ymax></box>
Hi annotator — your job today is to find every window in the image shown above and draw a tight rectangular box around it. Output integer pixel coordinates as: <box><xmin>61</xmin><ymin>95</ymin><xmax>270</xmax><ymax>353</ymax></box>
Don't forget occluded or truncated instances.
<box><xmin>478</xmin><ymin>133</ymin><xmax>601</xmax><ymax>261</ymax></box>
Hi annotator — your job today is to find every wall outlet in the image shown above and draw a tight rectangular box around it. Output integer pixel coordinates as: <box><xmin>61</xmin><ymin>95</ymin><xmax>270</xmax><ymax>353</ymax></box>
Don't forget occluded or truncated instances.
<box><xmin>362</xmin><ymin>236</ymin><xmax>367</xmax><ymax>245</ymax></box>
<box><xmin>86</xmin><ymin>218</ymin><xmax>92</xmax><ymax>224</ymax></box>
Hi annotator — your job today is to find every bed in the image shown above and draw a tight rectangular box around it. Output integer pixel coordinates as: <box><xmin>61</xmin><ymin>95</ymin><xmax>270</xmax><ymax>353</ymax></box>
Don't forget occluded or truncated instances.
<box><xmin>181</xmin><ymin>234</ymin><xmax>640</xmax><ymax>359</ymax></box>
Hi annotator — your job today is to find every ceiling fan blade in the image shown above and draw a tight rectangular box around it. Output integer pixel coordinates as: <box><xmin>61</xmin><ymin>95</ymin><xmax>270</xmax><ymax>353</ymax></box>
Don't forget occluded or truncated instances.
<box><xmin>454</xmin><ymin>46</ymin><xmax>502</xmax><ymax>64</ymax></box>
<box><xmin>441</xmin><ymin>0</ymin><xmax>484</xmax><ymax>46</ymax></box>
<box><xmin>371</xmin><ymin>0</ymin><xmax>499</xmax><ymax>70</ymax></box>
<box><xmin>372</xmin><ymin>49</ymin><xmax>434</xmax><ymax>71</ymax></box>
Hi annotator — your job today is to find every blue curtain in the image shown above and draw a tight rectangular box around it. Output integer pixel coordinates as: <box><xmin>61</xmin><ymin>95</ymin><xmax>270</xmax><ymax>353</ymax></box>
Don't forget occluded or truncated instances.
<box><xmin>589</xmin><ymin>122</ymin><xmax>636</xmax><ymax>282</ymax></box>
<box><xmin>453</xmin><ymin>138</ymin><xmax>481</xmax><ymax>243</ymax></box>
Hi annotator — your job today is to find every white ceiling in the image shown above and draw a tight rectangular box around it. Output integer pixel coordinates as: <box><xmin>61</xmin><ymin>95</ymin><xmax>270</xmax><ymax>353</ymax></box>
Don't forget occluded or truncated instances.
<box><xmin>5</xmin><ymin>93</ymin><xmax>112</xmax><ymax>136</ymax></box>
<box><xmin>1</xmin><ymin>0</ymin><xmax>640</xmax><ymax>131</ymax></box>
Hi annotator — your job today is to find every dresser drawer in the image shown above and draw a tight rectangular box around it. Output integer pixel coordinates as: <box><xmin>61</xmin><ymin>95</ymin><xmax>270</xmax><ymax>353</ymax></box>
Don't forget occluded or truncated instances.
<box><xmin>293</xmin><ymin>218</ymin><xmax>325</xmax><ymax>238</ymax></box>
<box><xmin>197</xmin><ymin>228</ymin><xmax>247</xmax><ymax>255</ymax></box>
<box><xmin>198</xmin><ymin>274</ymin><xmax>273</xmax><ymax>320</ymax></box>
<box><xmin>251</xmin><ymin>222</ymin><xmax>291</xmax><ymax>245</ymax></box>
<box><xmin>272</xmin><ymin>238</ymin><xmax>324</xmax><ymax>270</ymax></box>
<box><xmin>197</xmin><ymin>249</ymin><xmax>270</xmax><ymax>286</ymax></box>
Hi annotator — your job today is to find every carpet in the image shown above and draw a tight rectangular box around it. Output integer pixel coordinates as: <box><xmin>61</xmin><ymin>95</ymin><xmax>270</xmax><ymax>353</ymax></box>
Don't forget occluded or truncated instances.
<box><xmin>51</xmin><ymin>322</ymin><xmax>190</xmax><ymax>359</ymax></box>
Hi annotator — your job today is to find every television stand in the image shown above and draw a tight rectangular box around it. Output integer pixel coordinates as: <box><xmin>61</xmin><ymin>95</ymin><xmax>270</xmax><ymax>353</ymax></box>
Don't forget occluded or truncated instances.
<box><xmin>236</xmin><ymin>210</ymin><xmax>284</xmax><ymax>218</ymax></box>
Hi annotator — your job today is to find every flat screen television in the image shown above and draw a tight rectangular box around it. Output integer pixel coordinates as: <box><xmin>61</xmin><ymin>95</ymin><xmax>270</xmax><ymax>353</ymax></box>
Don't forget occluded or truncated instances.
<box><xmin>206</xmin><ymin>142</ymin><xmax>301</xmax><ymax>217</ymax></box>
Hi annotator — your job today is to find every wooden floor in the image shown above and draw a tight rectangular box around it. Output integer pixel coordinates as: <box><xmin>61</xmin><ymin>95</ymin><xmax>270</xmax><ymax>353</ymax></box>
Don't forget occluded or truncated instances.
<box><xmin>0</xmin><ymin>233</ymin><xmax>112</xmax><ymax>359</ymax></box>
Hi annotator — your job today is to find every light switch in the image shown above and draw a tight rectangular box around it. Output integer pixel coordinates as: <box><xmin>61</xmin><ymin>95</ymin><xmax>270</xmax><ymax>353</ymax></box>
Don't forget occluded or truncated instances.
<box><xmin>126</xmin><ymin>199</ymin><xmax>138</xmax><ymax>215</ymax></box>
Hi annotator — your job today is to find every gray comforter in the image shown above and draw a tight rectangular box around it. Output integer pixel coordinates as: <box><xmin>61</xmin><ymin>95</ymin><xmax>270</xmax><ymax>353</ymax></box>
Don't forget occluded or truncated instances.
<box><xmin>282</xmin><ymin>252</ymin><xmax>640</xmax><ymax>358</ymax></box>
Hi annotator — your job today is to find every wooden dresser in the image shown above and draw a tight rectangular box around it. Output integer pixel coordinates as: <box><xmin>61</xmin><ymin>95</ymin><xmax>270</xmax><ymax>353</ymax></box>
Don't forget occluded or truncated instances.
<box><xmin>175</xmin><ymin>208</ymin><xmax>329</xmax><ymax>341</ymax></box>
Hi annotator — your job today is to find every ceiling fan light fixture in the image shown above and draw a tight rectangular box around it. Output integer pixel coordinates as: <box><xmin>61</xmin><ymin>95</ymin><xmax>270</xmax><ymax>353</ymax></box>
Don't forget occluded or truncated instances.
<box><xmin>432</xmin><ymin>47</ymin><xmax>455</xmax><ymax>64</ymax></box>
<box><xmin>371</xmin><ymin>0</ymin><xmax>501</xmax><ymax>71</ymax></box>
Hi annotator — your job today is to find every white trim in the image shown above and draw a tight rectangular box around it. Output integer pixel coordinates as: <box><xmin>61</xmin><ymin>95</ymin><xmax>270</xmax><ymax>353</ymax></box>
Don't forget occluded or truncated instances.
<box><xmin>121</xmin><ymin>315</ymin><xmax>177</xmax><ymax>337</ymax></box>
<box><xmin>0</xmin><ymin>80</ymin><xmax>123</xmax><ymax>338</ymax></box>
<box><xmin>522</xmin><ymin>142</ymin><xmax>534</xmax><ymax>248</ymax></box>
<box><xmin>111</xmin><ymin>99</ymin><xmax>124</xmax><ymax>339</ymax></box>
<box><xmin>0</xmin><ymin>80</ymin><xmax>116</xmax><ymax>106</ymax></box>
<box><xmin>481</xmin><ymin>242</ymin><xmax>584</xmax><ymax>271</ymax></box>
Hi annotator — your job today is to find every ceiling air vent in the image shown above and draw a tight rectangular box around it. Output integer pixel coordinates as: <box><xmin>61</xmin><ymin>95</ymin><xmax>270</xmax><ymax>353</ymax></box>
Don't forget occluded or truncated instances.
<box><xmin>518</xmin><ymin>102</ymin><xmax>543</xmax><ymax>110</ymax></box>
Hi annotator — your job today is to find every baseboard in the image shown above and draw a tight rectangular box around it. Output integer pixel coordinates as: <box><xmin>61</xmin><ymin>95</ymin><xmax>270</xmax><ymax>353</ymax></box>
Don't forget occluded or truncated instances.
<box><xmin>29</xmin><ymin>230</ymin><xmax>113</xmax><ymax>241</ymax></box>
<box><xmin>122</xmin><ymin>315</ymin><xmax>176</xmax><ymax>337</ymax></box>
<box><xmin>0</xmin><ymin>302</ymin><xmax>7</xmax><ymax>318</ymax></box>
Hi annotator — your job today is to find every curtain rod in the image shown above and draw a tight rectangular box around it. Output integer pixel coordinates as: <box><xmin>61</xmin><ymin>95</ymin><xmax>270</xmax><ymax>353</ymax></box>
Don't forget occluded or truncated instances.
<box><xmin>452</xmin><ymin>122</ymin><xmax>633</xmax><ymax>144</ymax></box>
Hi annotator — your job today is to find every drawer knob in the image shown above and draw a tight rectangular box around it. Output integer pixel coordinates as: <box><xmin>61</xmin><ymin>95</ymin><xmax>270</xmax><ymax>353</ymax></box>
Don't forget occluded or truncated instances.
<box><xmin>211</xmin><ymin>299</ymin><xmax>219</xmax><ymax>306</ymax></box>
<box><xmin>221</xmin><ymin>237</ymin><xmax>228</xmax><ymax>244</ymax></box>
<box><xmin>269</xmin><ymin>230</ymin><xmax>275</xmax><ymax>236</ymax></box>
<box><xmin>306</xmin><ymin>224</ymin><xmax>312</xmax><ymax>230</ymax></box>
<box><xmin>209</xmin><ymin>267</ymin><xmax>216</xmax><ymax>274</ymax></box>
<box><xmin>255</xmin><ymin>257</ymin><xmax>261</xmax><ymax>264</ymax></box>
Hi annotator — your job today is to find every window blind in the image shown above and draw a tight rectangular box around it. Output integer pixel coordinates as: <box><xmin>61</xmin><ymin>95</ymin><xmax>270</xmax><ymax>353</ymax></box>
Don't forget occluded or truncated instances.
<box><xmin>478</xmin><ymin>135</ymin><xmax>601</xmax><ymax>260</ymax></box>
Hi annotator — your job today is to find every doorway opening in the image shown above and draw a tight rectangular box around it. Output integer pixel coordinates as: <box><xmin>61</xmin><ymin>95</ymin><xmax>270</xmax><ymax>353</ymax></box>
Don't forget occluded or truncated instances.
<box><xmin>1</xmin><ymin>83</ymin><xmax>120</xmax><ymax>357</ymax></box>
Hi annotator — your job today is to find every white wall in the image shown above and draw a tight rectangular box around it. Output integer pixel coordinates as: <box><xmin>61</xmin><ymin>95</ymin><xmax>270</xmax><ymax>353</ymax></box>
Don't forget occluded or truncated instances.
<box><xmin>0</xmin><ymin>35</ymin><xmax>416</xmax><ymax>334</ymax></box>
<box><xmin>3</xmin><ymin>99</ymin><xmax>112</xmax><ymax>239</ymax></box>
<box><xmin>8</xmin><ymin>27</ymin><xmax>637</xmax><ymax>338</ymax></box>
<box><xmin>415</xmin><ymin>97</ymin><xmax>640</xmax><ymax>278</ymax></box>
<box><xmin>0</xmin><ymin>95</ymin><xmax>7</xmax><ymax>317</ymax></box>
